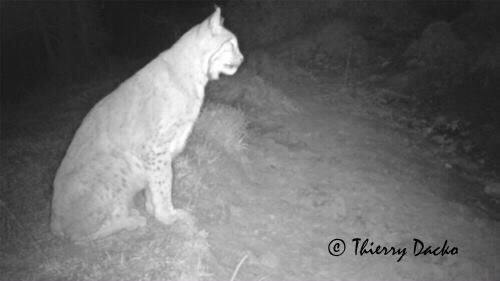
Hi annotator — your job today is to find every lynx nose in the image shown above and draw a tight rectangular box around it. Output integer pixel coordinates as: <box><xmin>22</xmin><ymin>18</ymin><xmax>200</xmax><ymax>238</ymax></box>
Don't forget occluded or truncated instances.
<box><xmin>235</xmin><ymin>53</ymin><xmax>244</xmax><ymax>67</ymax></box>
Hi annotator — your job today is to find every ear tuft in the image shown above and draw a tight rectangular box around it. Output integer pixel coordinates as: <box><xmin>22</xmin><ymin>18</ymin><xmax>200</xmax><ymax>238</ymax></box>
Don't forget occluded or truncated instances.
<box><xmin>209</xmin><ymin>5</ymin><xmax>223</xmax><ymax>34</ymax></box>
<box><xmin>213</xmin><ymin>5</ymin><xmax>221</xmax><ymax>18</ymax></box>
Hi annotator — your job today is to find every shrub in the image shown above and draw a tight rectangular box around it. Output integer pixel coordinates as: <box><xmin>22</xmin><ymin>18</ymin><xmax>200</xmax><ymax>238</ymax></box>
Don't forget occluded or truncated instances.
<box><xmin>192</xmin><ymin>103</ymin><xmax>247</xmax><ymax>155</ymax></box>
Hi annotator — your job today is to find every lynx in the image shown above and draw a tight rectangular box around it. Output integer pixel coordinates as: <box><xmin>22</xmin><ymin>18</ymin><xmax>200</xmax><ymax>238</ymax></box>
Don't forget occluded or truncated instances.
<box><xmin>51</xmin><ymin>6</ymin><xmax>243</xmax><ymax>241</ymax></box>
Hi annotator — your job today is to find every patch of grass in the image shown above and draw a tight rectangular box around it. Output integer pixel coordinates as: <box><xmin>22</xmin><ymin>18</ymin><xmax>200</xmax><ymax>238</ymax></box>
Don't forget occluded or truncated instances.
<box><xmin>175</xmin><ymin>230</ymin><xmax>212</xmax><ymax>281</ymax></box>
<box><xmin>174</xmin><ymin>102</ymin><xmax>248</xmax><ymax>220</ymax></box>
<box><xmin>37</xmin><ymin>225</ymin><xmax>211</xmax><ymax>281</ymax></box>
<box><xmin>175</xmin><ymin>154</ymin><xmax>229</xmax><ymax>226</ymax></box>
<box><xmin>193</xmin><ymin>103</ymin><xmax>248</xmax><ymax>155</ymax></box>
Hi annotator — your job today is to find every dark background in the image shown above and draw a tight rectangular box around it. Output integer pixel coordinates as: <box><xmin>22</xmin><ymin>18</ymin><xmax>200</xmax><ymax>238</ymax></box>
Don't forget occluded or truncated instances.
<box><xmin>0</xmin><ymin>1</ymin><xmax>481</xmax><ymax>96</ymax></box>
<box><xmin>1</xmin><ymin>0</ymin><xmax>499</xmax><ymax>170</ymax></box>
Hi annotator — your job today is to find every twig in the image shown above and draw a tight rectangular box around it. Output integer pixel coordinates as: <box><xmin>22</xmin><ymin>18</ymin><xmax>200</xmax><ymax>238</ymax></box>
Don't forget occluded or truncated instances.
<box><xmin>344</xmin><ymin>39</ymin><xmax>354</xmax><ymax>86</ymax></box>
<box><xmin>230</xmin><ymin>254</ymin><xmax>248</xmax><ymax>281</ymax></box>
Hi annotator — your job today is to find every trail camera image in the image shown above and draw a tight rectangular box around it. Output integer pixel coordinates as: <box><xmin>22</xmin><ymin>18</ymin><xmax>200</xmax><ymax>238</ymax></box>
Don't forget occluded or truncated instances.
<box><xmin>1</xmin><ymin>1</ymin><xmax>499</xmax><ymax>280</ymax></box>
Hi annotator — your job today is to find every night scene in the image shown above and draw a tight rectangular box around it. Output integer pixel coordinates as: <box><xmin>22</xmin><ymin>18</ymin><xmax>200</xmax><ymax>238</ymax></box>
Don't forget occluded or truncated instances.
<box><xmin>1</xmin><ymin>1</ymin><xmax>499</xmax><ymax>280</ymax></box>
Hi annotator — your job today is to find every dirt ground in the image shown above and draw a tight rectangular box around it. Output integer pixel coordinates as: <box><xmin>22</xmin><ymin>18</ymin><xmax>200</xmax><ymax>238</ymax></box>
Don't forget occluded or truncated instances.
<box><xmin>1</xmin><ymin>47</ymin><xmax>499</xmax><ymax>281</ymax></box>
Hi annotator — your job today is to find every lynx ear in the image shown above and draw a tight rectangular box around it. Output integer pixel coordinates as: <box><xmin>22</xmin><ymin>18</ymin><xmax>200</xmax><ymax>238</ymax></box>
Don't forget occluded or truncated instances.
<box><xmin>208</xmin><ymin>5</ymin><xmax>223</xmax><ymax>34</ymax></box>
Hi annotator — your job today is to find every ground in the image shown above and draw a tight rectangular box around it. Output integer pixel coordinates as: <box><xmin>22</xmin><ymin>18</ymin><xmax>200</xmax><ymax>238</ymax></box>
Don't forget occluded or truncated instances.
<box><xmin>1</xmin><ymin>46</ymin><xmax>499</xmax><ymax>281</ymax></box>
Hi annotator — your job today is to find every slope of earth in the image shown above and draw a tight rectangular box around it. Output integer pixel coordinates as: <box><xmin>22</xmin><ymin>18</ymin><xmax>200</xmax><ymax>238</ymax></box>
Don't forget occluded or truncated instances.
<box><xmin>194</xmin><ymin>56</ymin><xmax>500</xmax><ymax>281</ymax></box>
<box><xmin>1</xmin><ymin>50</ymin><xmax>499</xmax><ymax>281</ymax></box>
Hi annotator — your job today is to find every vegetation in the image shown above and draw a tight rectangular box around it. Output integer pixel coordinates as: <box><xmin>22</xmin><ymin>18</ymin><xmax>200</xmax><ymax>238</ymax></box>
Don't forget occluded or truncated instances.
<box><xmin>2</xmin><ymin>1</ymin><xmax>499</xmax><ymax>280</ymax></box>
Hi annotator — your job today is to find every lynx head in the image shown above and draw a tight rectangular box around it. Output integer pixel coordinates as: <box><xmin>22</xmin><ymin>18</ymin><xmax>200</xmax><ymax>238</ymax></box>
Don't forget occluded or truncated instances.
<box><xmin>199</xmin><ymin>6</ymin><xmax>244</xmax><ymax>80</ymax></box>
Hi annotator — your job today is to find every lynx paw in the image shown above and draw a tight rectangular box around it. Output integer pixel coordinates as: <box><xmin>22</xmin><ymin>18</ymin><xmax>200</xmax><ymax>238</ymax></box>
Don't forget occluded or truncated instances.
<box><xmin>156</xmin><ymin>209</ymin><xmax>193</xmax><ymax>225</ymax></box>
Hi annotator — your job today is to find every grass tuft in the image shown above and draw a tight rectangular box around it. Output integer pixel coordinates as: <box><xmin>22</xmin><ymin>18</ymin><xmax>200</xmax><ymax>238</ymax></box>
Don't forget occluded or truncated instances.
<box><xmin>193</xmin><ymin>103</ymin><xmax>248</xmax><ymax>155</ymax></box>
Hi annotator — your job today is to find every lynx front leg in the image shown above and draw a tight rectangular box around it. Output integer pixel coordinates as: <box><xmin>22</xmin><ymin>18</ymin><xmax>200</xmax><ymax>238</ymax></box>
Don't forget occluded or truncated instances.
<box><xmin>147</xmin><ymin>159</ymin><xmax>191</xmax><ymax>225</ymax></box>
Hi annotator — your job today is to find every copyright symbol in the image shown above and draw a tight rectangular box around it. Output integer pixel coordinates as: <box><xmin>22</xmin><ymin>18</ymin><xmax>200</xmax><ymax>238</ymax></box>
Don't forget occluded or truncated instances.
<box><xmin>328</xmin><ymin>238</ymin><xmax>345</xmax><ymax>256</ymax></box>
